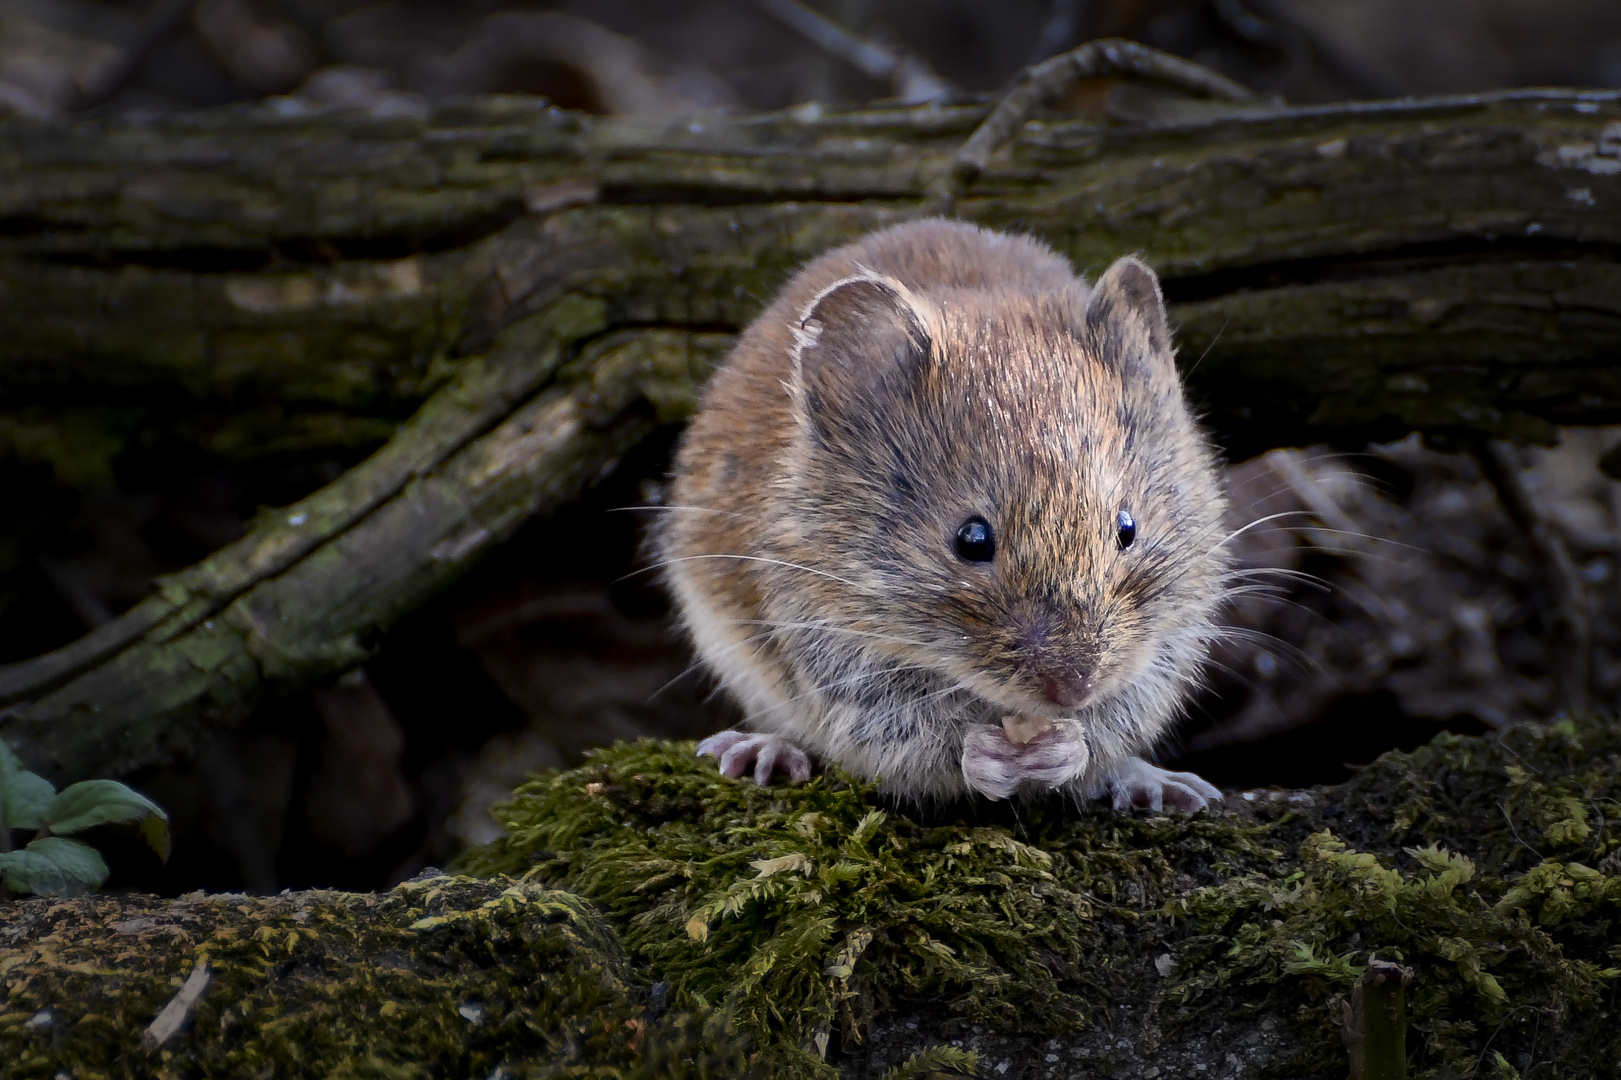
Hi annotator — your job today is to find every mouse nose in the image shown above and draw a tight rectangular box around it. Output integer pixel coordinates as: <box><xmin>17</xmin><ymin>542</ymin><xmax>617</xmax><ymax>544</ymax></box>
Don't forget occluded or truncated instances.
<box><xmin>1039</xmin><ymin>670</ymin><xmax>1093</xmax><ymax>708</ymax></box>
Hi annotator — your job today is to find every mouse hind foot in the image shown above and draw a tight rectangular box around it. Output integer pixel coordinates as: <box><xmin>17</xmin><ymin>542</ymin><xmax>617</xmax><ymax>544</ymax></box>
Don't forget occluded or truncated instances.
<box><xmin>697</xmin><ymin>729</ymin><xmax>813</xmax><ymax>785</ymax></box>
<box><xmin>1107</xmin><ymin>757</ymin><xmax>1222</xmax><ymax>812</ymax></box>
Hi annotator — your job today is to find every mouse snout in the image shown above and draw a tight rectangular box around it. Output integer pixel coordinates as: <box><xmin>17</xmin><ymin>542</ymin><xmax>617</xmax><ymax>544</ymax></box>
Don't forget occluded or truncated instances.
<box><xmin>1038</xmin><ymin>669</ymin><xmax>1094</xmax><ymax>708</ymax></box>
<box><xmin>1013</xmin><ymin>606</ymin><xmax>1097</xmax><ymax>708</ymax></box>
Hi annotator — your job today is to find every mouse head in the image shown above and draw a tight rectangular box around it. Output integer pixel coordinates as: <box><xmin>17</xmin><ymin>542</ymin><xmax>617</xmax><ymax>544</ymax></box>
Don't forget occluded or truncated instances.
<box><xmin>779</xmin><ymin>257</ymin><xmax>1229</xmax><ymax>719</ymax></box>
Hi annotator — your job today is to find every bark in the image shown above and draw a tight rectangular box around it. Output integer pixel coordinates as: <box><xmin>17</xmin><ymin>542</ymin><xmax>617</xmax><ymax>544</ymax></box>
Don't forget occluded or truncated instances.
<box><xmin>3</xmin><ymin>87</ymin><xmax>1621</xmax><ymax>779</ymax></box>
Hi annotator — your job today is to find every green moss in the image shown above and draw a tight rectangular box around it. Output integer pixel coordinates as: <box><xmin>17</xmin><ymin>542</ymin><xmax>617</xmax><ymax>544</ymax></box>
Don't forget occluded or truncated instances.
<box><xmin>10</xmin><ymin>720</ymin><xmax>1621</xmax><ymax>1077</ymax></box>
<box><xmin>461</xmin><ymin>739</ymin><xmax>1277</xmax><ymax>1076</ymax></box>
<box><xmin>463</xmin><ymin>720</ymin><xmax>1621</xmax><ymax>1078</ymax></box>
<box><xmin>1170</xmin><ymin>716</ymin><xmax>1621</xmax><ymax>1077</ymax></box>
<box><xmin>1</xmin><ymin>877</ymin><xmax>749</xmax><ymax>1078</ymax></box>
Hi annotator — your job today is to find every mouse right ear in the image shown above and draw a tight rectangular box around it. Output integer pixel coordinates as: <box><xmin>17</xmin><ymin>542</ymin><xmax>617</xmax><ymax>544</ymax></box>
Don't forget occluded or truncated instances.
<box><xmin>1084</xmin><ymin>256</ymin><xmax>1176</xmax><ymax>382</ymax></box>
<box><xmin>790</xmin><ymin>272</ymin><xmax>932</xmax><ymax>427</ymax></box>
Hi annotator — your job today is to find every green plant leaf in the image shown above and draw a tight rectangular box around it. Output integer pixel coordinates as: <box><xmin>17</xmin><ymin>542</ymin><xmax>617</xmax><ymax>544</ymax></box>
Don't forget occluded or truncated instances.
<box><xmin>0</xmin><ymin>739</ymin><xmax>55</xmax><ymax>832</ymax></box>
<box><xmin>0</xmin><ymin>836</ymin><xmax>108</xmax><ymax>896</ymax></box>
<box><xmin>42</xmin><ymin>778</ymin><xmax>169</xmax><ymax>844</ymax></box>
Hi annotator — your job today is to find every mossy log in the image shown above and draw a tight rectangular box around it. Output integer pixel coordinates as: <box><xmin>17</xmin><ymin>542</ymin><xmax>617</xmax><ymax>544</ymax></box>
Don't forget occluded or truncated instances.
<box><xmin>6</xmin><ymin>87</ymin><xmax>1621</xmax><ymax>781</ymax></box>
<box><xmin>0</xmin><ymin>873</ymin><xmax>749</xmax><ymax>1079</ymax></box>
<box><xmin>6</xmin><ymin>719</ymin><xmax>1620</xmax><ymax>1078</ymax></box>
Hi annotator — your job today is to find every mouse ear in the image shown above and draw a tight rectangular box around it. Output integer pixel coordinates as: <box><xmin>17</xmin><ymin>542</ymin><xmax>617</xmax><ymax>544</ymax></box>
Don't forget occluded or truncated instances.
<box><xmin>1084</xmin><ymin>256</ymin><xmax>1175</xmax><ymax>379</ymax></box>
<box><xmin>790</xmin><ymin>272</ymin><xmax>932</xmax><ymax>424</ymax></box>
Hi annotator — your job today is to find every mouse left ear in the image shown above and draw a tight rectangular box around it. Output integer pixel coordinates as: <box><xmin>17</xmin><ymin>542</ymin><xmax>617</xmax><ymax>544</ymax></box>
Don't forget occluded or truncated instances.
<box><xmin>790</xmin><ymin>271</ymin><xmax>932</xmax><ymax>425</ymax></box>
<box><xmin>1083</xmin><ymin>256</ymin><xmax>1175</xmax><ymax>379</ymax></box>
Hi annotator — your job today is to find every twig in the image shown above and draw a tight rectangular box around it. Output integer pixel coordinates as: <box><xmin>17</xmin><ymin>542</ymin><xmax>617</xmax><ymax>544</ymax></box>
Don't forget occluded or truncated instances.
<box><xmin>142</xmin><ymin>959</ymin><xmax>212</xmax><ymax>1052</ymax></box>
<box><xmin>1478</xmin><ymin>441</ymin><xmax>1591</xmax><ymax>715</ymax></box>
<box><xmin>76</xmin><ymin>0</ymin><xmax>202</xmax><ymax>111</ymax></box>
<box><xmin>953</xmin><ymin>38</ymin><xmax>1257</xmax><ymax>184</ymax></box>
<box><xmin>745</xmin><ymin>0</ymin><xmax>951</xmax><ymax>103</ymax></box>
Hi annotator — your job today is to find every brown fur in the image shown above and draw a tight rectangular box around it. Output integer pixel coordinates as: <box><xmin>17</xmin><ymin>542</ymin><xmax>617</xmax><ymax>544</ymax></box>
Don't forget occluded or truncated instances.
<box><xmin>661</xmin><ymin>219</ymin><xmax>1229</xmax><ymax>806</ymax></box>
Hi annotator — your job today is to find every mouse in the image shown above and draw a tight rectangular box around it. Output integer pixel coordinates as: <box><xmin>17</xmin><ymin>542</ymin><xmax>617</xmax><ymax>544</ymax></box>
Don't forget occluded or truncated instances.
<box><xmin>658</xmin><ymin>218</ymin><xmax>1228</xmax><ymax>811</ymax></box>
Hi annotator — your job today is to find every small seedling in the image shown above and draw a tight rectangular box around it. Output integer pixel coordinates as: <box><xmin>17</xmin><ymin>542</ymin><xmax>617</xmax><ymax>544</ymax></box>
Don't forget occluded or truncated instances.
<box><xmin>0</xmin><ymin>739</ymin><xmax>168</xmax><ymax>898</ymax></box>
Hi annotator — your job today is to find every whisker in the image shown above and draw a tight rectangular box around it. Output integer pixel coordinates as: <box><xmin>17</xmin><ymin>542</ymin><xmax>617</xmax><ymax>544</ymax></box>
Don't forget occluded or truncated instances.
<box><xmin>1293</xmin><ymin>525</ymin><xmax>1426</xmax><ymax>556</ymax></box>
<box><xmin>1207</xmin><ymin>509</ymin><xmax>1319</xmax><ymax>553</ymax></box>
<box><xmin>648</xmin><ymin>657</ymin><xmax>713</xmax><ymax>703</ymax></box>
<box><xmin>1183</xmin><ymin>309</ymin><xmax>1231</xmax><ymax>380</ymax></box>
<box><xmin>1218</xmin><ymin>566</ymin><xmax>1334</xmax><ymax>591</ymax></box>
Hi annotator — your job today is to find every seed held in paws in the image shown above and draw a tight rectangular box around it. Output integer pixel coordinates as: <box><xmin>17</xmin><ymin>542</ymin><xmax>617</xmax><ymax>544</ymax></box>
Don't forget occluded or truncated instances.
<box><xmin>1001</xmin><ymin>714</ymin><xmax>1054</xmax><ymax>746</ymax></box>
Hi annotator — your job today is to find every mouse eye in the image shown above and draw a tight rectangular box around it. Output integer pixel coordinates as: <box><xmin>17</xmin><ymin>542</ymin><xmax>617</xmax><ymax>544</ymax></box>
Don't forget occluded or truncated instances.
<box><xmin>1116</xmin><ymin>509</ymin><xmax>1137</xmax><ymax>550</ymax></box>
<box><xmin>955</xmin><ymin>517</ymin><xmax>996</xmax><ymax>562</ymax></box>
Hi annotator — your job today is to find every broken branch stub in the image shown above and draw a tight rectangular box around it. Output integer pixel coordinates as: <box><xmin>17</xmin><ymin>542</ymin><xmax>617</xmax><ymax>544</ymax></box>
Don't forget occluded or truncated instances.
<box><xmin>2</xmin><ymin>86</ymin><xmax>1621</xmax><ymax>779</ymax></box>
<box><xmin>1344</xmin><ymin>960</ymin><xmax>1413</xmax><ymax>1080</ymax></box>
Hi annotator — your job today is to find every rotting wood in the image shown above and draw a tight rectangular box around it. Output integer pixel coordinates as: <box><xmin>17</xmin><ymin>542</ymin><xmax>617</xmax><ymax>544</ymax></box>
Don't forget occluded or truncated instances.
<box><xmin>0</xmin><ymin>316</ymin><xmax>724</xmax><ymax>783</ymax></box>
<box><xmin>4</xmin><ymin>83</ymin><xmax>1621</xmax><ymax>780</ymax></box>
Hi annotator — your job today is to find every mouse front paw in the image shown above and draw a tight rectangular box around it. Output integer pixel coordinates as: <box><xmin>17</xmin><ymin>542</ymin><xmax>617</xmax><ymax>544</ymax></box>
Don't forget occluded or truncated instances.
<box><xmin>1106</xmin><ymin>757</ymin><xmax>1222</xmax><ymax>813</ymax></box>
<box><xmin>697</xmin><ymin>730</ymin><xmax>813</xmax><ymax>785</ymax></box>
<box><xmin>961</xmin><ymin>723</ymin><xmax>1091</xmax><ymax>801</ymax></box>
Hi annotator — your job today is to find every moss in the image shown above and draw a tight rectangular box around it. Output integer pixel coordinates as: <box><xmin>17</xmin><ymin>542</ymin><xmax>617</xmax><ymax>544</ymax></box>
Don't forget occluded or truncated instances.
<box><xmin>0</xmin><ymin>876</ymin><xmax>750</xmax><ymax>1078</ymax></box>
<box><xmin>461</xmin><ymin>739</ymin><xmax>1278</xmax><ymax>1076</ymax></box>
<box><xmin>1172</xmin><ymin>716</ymin><xmax>1621</xmax><ymax>1077</ymax></box>
<box><xmin>9</xmin><ymin>720</ymin><xmax>1621</xmax><ymax>1077</ymax></box>
<box><xmin>463</xmin><ymin>719</ymin><xmax>1621</xmax><ymax>1078</ymax></box>
<box><xmin>1170</xmin><ymin>833</ymin><xmax>1618</xmax><ymax>1076</ymax></box>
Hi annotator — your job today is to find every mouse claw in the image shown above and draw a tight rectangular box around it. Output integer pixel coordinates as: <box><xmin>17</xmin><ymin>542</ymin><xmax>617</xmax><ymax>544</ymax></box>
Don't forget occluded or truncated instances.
<box><xmin>1107</xmin><ymin>757</ymin><xmax>1223</xmax><ymax>813</ymax></box>
<box><xmin>697</xmin><ymin>730</ymin><xmax>812</xmax><ymax>785</ymax></box>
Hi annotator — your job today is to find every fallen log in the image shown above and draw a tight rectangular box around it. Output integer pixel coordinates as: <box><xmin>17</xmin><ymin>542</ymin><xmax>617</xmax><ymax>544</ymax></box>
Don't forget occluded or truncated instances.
<box><xmin>4</xmin><ymin>718</ymin><xmax>1616</xmax><ymax>1078</ymax></box>
<box><xmin>5</xmin><ymin>83</ymin><xmax>1621</xmax><ymax>780</ymax></box>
